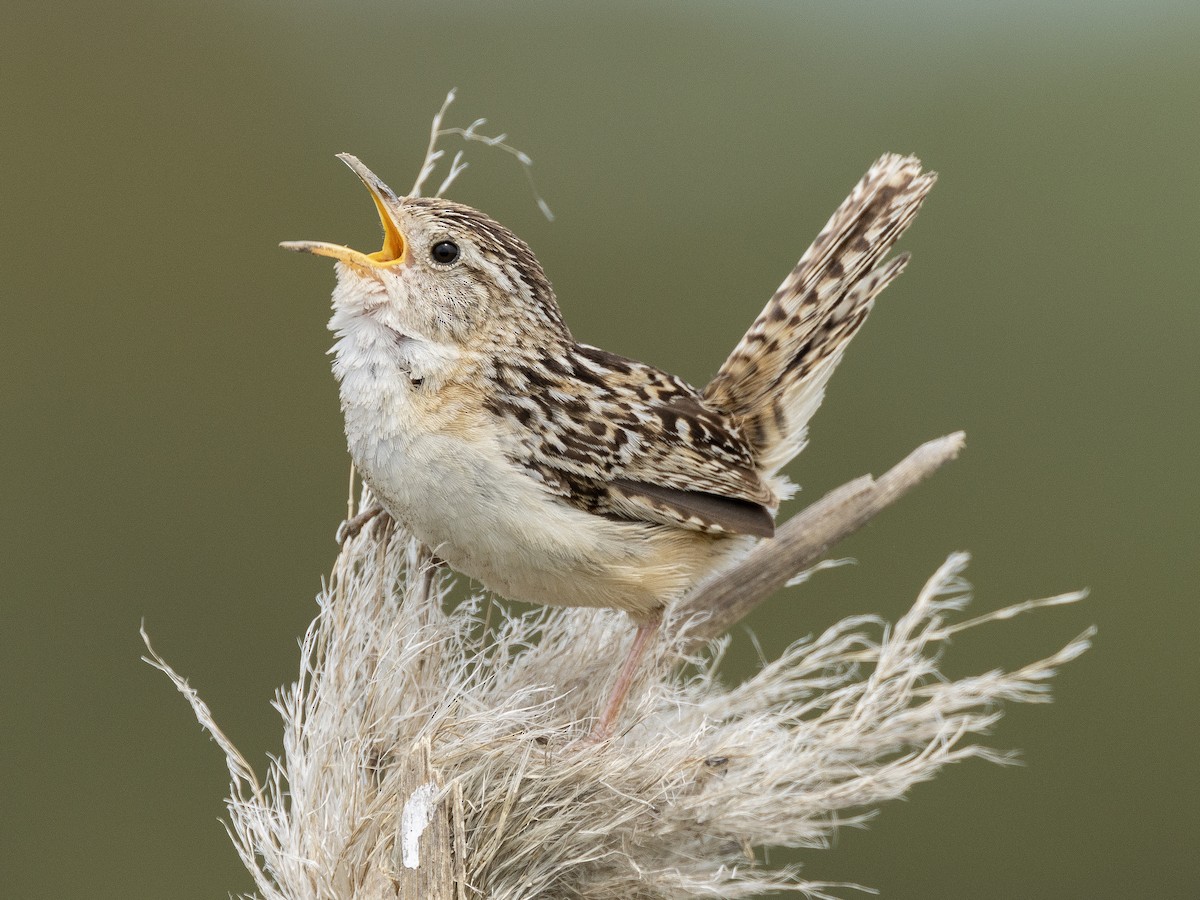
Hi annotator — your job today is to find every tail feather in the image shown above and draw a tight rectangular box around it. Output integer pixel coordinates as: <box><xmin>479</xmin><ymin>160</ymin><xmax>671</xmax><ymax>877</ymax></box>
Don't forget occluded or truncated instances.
<box><xmin>704</xmin><ymin>154</ymin><xmax>936</xmax><ymax>475</ymax></box>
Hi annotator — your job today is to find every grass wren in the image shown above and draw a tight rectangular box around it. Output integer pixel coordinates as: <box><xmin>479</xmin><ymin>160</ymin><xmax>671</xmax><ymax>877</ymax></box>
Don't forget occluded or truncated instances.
<box><xmin>283</xmin><ymin>152</ymin><xmax>936</xmax><ymax>736</ymax></box>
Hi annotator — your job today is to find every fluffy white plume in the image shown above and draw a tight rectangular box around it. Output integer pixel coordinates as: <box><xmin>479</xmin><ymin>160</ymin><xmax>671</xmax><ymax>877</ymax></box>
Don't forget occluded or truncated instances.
<box><xmin>144</xmin><ymin>522</ymin><xmax>1090</xmax><ymax>899</ymax></box>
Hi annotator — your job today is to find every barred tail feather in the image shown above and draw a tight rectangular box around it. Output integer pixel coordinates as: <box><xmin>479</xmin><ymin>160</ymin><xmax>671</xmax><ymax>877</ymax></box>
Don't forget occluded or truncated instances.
<box><xmin>704</xmin><ymin>154</ymin><xmax>936</xmax><ymax>475</ymax></box>
<box><xmin>752</xmin><ymin>252</ymin><xmax>910</xmax><ymax>474</ymax></box>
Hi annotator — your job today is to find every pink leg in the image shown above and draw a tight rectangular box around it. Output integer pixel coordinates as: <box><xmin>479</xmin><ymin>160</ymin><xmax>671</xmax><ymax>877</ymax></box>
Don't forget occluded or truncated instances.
<box><xmin>590</xmin><ymin>616</ymin><xmax>662</xmax><ymax>741</ymax></box>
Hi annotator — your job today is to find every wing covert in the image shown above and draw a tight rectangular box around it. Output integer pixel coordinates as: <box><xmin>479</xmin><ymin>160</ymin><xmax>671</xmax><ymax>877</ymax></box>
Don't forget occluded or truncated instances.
<box><xmin>486</xmin><ymin>344</ymin><xmax>777</xmax><ymax>536</ymax></box>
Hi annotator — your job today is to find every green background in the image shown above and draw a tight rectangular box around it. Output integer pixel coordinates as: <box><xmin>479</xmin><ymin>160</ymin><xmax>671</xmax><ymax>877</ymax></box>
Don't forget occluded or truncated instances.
<box><xmin>3</xmin><ymin>1</ymin><xmax>1196</xmax><ymax>896</ymax></box>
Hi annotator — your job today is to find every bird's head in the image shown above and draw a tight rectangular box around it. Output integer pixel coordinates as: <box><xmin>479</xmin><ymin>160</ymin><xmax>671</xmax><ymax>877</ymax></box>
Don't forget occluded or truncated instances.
<box><xmin>283</xmin><ymin>154</ymin><xmax>568</xmax><ymax>349</ymax></box>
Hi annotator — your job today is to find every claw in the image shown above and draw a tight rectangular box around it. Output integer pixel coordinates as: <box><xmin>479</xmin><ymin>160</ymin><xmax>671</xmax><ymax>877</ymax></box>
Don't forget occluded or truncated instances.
<box><xmin>337</xmin><ymin>505</ymin><xmax>387</xmax><ymax>543</ymax></box>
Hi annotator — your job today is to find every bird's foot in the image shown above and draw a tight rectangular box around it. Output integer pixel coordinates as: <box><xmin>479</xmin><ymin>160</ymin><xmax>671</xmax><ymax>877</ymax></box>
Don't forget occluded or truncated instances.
<box><xmin>337</xmin><ymin>505</ymin><xmax>389</xmax><ymax>543</ymax></box>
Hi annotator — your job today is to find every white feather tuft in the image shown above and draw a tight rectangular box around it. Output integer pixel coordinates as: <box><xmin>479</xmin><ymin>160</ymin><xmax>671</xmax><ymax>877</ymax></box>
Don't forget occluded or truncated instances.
<box><xmin>145</xmin><ymin>529</ymin><xmax>1089</xmax><ymax>899</ymax></box>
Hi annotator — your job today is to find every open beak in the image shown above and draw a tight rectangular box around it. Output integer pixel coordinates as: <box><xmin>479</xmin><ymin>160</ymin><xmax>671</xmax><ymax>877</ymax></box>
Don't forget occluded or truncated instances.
<box><xmin>281</xmin><ymin>154</ymin><xmax>408</xmax><ymax>269</ymax></box>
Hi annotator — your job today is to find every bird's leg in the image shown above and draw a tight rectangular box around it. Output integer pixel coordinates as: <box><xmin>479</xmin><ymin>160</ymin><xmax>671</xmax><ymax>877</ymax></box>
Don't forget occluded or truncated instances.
<box><xmin>337</xmin><ymin>505</ymin><xmax>388</xmax><ymax>543</ymax></box>
<box><xmin>590</xmin><ymin>615</ymin><xmax>663</xmax><ymax>741</ymax></box>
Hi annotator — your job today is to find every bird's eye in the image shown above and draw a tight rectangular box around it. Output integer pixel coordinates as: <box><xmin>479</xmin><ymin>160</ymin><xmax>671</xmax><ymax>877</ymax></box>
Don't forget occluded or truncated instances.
<box><xmin>430</xmin><ymin>240</ymin><xmax>460</xmax><ymax>265</ymax></box>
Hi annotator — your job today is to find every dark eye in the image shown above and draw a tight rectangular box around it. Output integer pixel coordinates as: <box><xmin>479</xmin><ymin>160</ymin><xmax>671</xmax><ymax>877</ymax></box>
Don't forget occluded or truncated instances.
<box><xmin>430</xmin><ymin>240</ymin><xmax>460</xmax><ymax>264</ymax></box>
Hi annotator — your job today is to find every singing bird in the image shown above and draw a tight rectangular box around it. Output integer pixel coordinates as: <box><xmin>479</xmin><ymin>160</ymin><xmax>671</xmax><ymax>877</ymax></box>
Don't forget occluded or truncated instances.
<box><xmin>283</xmin><ymin>152</ymin><xmax>935</xmax><ymax>737</ymax></box>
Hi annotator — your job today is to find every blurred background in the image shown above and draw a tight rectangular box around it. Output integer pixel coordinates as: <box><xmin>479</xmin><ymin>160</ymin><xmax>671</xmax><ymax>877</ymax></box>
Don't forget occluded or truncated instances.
<box><xmin>3</xmin><ymin>1</ymin><xmax>1196</xmax><ymax>896</ymax></box>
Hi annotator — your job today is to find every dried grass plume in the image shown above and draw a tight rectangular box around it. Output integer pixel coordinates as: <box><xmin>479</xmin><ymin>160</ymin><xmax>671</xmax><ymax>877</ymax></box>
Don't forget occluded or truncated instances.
<box><xmin>144</xmin><ymin>522</ymin><xmax>1089</xmax><ymax>898</ymax></box>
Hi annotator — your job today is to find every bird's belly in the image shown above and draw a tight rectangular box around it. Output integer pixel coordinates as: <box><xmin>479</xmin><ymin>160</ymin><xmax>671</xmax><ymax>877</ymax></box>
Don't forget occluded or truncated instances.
<box><xmin>351</xmin><ymin>419</ymin><xmax>682</xmax><ymax>616</ymax></box>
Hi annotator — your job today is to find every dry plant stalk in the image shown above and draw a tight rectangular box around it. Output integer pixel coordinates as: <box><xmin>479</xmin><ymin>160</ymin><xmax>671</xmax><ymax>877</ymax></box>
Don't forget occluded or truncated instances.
<box><xmin>144</xmin><ymin>96</ymin><xmax>1091</xmax><ymax>898</ymax></box>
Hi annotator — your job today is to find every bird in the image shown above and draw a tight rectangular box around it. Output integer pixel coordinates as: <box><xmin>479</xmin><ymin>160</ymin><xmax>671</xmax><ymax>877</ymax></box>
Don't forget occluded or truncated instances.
<box><xmin>282</xmin><ymin>152</ymin><xmax>936</xmax><ymax>738</ymax></box>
